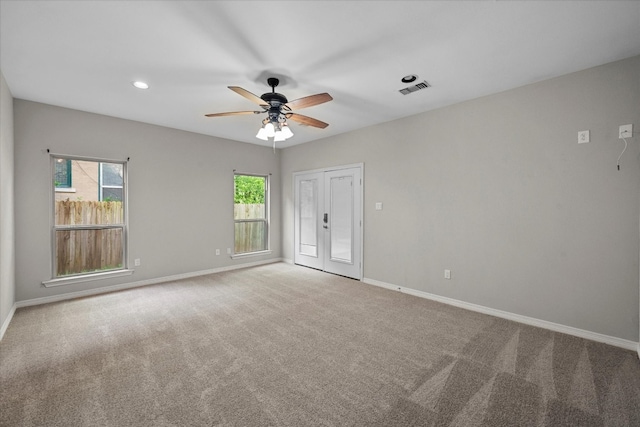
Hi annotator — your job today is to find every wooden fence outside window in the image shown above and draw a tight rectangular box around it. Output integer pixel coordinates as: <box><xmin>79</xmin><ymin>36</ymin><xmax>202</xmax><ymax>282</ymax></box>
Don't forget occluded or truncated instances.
<box><xmin>234</xmin><ymin>204</ymin><xmax>267</xmax><ymax>253</ymax></box>
<box><xmin>55</xmin><ymin>200</ymin><xmax>124</xmax><ymax>276</ymax></box>
<box><xmin>54</xmin><ymin>201</ymin><xmax>267</xmax><ymax>275</ymax></box>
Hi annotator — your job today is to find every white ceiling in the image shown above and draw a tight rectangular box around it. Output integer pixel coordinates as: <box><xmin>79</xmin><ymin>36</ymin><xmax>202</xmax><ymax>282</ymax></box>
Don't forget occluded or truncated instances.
<box><xmin>1</xmin><ymin>1</ymin><xmax>639</xmax><ymax>148</ymax></box>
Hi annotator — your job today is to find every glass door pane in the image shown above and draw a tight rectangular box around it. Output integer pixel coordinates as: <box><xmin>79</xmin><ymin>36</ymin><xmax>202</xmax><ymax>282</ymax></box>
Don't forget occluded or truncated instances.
<box><xmin>299</xmin><ymin>179</ymin><xmax>318</xmax><ymax>257</ymax></box>
<box><xmin>329</xmin><ymin>176</ymin><xmax>353</xmax><ymax>263</ymax></box>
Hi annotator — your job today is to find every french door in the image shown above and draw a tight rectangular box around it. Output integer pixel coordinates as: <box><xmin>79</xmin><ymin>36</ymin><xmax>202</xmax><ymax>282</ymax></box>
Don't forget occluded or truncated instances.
<box><xmin>294</xmin><ymin>165</ymin><xmax>362</xmax><ymax>280</ymax></box>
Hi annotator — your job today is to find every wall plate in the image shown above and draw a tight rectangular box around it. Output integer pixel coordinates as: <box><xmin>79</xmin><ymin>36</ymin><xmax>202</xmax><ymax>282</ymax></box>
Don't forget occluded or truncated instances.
<box><xmin>619</xmin><ymin>124</ymin><xmax>632</xmax><ymax>139</ymax></box>
<box><xmin>578</xmin><ymin>130</ymin><xmax>590</xmax><ymax>144</ymax></box>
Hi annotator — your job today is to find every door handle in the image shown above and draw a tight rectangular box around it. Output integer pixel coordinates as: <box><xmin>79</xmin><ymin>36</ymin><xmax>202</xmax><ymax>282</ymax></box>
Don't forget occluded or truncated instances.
<box><xmin>323</xmin><ymin>213</ymin><xmax>328</xmax><ymax>229</ymax></box>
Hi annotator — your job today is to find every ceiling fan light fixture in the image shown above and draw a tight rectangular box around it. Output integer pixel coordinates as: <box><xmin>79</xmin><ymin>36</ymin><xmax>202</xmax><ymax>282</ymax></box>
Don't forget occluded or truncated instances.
<box><xmin>256</xmin><ymin>127</ymin><xmax>269</xmax><ymax>140</ymax></box>
<box><xmin>208</xmin><ymin>77</ymin><xmax>332</xmax><ymax>142</ymax></box>
<box><xmin>264</xmin><ymin>122</ymin><xmax>276</xmax><ymax>137</ymax></box>
<box><xmin>274</xmin><ymin>130</ymin><xmax>286</xmax><ymax>142</ymax></box>
<box><xmin>281</xmin><ymin>123</ymin><xmax>293</xmax><ymax>139</ymax></box>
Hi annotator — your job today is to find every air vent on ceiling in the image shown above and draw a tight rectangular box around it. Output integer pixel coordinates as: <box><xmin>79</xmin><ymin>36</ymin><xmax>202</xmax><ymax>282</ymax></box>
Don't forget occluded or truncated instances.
<box><xmin>399</xmin><ymin>80</ymin><xmax>430</xmax><ymax>95</ymax></box>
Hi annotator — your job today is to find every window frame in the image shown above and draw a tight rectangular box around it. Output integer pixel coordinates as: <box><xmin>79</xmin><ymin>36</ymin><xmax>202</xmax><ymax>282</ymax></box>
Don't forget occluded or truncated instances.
<box><xmin>232</xmin><ymin>172</ymin><xmax>271</xmax><ymax>258</ymax></box>
<box><xmin>43</xmin><ymin>154</ymin><xmax>132</xmax><ymax>287</ymax></box>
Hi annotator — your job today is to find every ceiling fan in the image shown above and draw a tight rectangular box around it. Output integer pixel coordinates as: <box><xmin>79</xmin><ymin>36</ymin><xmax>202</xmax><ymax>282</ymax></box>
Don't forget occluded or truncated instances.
<box><xmin>205</xmin><ymin>77</ymin><xmax>332</xmax><ymax>142</ymax></box>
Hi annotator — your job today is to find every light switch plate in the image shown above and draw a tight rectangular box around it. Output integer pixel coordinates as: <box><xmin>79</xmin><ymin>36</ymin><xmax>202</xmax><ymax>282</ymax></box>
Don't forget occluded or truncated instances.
<box><xmin>375</xmin><ymin>202</ymin><xmax>383</xmax><ymax>210</ymax></box>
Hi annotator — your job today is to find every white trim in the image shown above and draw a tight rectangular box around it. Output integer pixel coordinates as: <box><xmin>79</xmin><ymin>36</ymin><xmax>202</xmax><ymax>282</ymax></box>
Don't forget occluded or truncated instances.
<box><xmin>0</xmin><ymin>303</ymin><xmax>17</xmax><ymax>341</ymax></box>
<box><xmin>43</xmin><ymin>268</ymin><xmax>134</xmax><ymax>287</ymax></box>
<box><xmin>292</xmin><ymin>162</ymin><xmax>364</xmax><ymax>177</ymax></box>
<box><xmin>48</xmin><ymin>152</ymin><xmax>129</xmax><ymax>164</ymax></box>
<box><xmin>362</xmin><ymin>277</ymin><xmax>639</xmax><ymax>352</ymax></box>
<box><xmin>17</xmin><ymin>258</ymin><xmax>283</xmax><ymax>309</ymax></box>
<box><xmin>282</xmin><ymin>258</ymin><xmax>294</xmax><ymax>265</ymax></box>
<box><xmin>231</xmin><ymin>250</ymin><xmax>272</xmax><ymax>260</ymax></box>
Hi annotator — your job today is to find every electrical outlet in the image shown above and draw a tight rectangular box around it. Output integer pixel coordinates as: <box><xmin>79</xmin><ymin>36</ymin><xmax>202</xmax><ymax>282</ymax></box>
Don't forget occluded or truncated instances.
<box><xmin>227</xmin><ymin>248</ymin><xmax>231</xmax><ymax>254</ymax></box>
<box><xmin>578</xmin><ymin>130</ymin><xmax>590</xmax><ymax>144</ymax></box>
<box><xmin>215</xmin><ymin>249</ymin><xmax>220</xmax><ymax>256</ymax></box>
<box><xmin>619</xmin><ymin>124</ymin><xmax>633</xmax><ymax>139</ymax></box>
<box><xmin>444</xmin><ymin>269</ymin><xmax>451</xmax><ymax>280</ymax></box>
<box><xmin>134</xmin><ymin>258</ymin><xmax>141</xmax><ymax>267</ymax></box>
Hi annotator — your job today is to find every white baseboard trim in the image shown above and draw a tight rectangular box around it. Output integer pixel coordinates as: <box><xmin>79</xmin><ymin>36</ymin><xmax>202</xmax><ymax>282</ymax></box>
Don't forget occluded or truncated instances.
<box><xmin>362</xmin><ymin>277</ymin><xmax>639</xmax><ymax>352</ymax></box>
<box><xmin>0</xmin><ymin>303</ymin><xmax>17</xmax><ymax>341</ymax></box>
<box><xmin>282</xmin><ymin>258</ymin><xmax>294</xmax><ymax>265</ymax></box>
<box><xmin>16</xmin><ymin>258</ymin><xmax>284</xmax><ymax>309</ymax></box>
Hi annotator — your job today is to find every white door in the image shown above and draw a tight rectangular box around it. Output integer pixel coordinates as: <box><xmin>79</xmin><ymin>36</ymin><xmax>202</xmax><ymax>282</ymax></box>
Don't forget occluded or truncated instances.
<box><xmin>294</xmin><ymin>166</ymin><xmax>362</xmax><ymax>280</ymax></box>
<box><xmin>294</xmin><ymin>171</ymin><xmax>325</xmax><ymax>271</ymax></box>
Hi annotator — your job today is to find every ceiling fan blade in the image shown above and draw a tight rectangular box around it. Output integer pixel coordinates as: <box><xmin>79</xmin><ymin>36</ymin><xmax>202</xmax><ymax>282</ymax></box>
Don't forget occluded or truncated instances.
<box><xmin>228</xmin><ymin>86</ymin><xmax>268</xmax><ymax>107</ymax></box>
<box><xmin>288</xmin><ymin>113</ymin><xmax>329</xmax><ymax>129</ymax></box>
<box><xmin>205</xmin><ymin>111</ymin><xmax>261</xmax><ymax>117</ymax></box>
<box><xmin>285</xmin><ymin>93</ymin><xmax>333</xmax><ymax>110</ymax></box>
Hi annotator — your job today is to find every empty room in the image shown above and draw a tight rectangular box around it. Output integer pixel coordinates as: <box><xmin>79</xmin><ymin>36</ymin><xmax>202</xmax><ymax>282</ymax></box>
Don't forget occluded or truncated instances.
<box><xmin>1</xmin><ymin>1</ymin><xmax>639</xmax><ymax>426</ymax></box>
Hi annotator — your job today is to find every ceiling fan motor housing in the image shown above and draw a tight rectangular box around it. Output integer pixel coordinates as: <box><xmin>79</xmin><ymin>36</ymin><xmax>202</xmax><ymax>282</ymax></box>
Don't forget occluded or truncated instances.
<box><xmin>262</xmin><ymin>77</ymin><xmax>288</xmax><ymax>110</ymax></box>
<box><xmin>261</xmin><ymin>92</ymin><xmax>288</xmax><ymax>106</ymax></box>
<box><xmin>267</xmin><ymin>107</ymin><xmax>284</xmax><ymax>124</ymax></box>
<box><xmin>262</xmin><ymin>78</ymin><xmax>288</xmax><ymax>124</ymax></box>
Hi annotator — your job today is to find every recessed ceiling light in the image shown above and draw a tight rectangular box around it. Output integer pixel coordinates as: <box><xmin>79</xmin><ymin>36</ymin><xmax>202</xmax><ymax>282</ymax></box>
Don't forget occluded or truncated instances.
<box><xmin>132</xmin><ymin>81</ymin><xmax>149</xmax><ymax>89</ymax></box>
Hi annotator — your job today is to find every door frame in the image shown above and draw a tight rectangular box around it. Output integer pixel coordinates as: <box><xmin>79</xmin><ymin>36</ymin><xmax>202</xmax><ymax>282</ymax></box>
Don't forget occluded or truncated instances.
<box><xmin>292</xmin><ymin>163</ymin><xmax>364</xmax><ymax>280</ymax></box>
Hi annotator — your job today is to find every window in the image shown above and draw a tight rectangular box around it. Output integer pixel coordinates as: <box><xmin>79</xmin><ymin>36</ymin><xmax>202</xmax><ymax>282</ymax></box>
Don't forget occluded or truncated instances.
<box><xmin>49</xmin><ymin>156</ymin><xmax>128</xmax><ymax>282</ymax></box>
<box><xmin>234</xmin><ymin>174</ymin><xmax>269</xmax><ymax>255</ymax></box>
<box><xmin>54</xmin><ymin>159</ymin><xmax>72</xmax><ymax>188</ymax></box>
<box><xmin>99</xmin><ymin>163</ymin><xmax>124</xmax><ymax>201</ymax></box>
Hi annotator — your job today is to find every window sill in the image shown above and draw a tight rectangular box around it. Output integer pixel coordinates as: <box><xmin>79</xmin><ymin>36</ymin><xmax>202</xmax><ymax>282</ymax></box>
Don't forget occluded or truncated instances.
<box><xmin>42</xmin><ymin>269</ymin><xmax>134</xmax><ymax>287</ymax></box>
<box><xmin>55</xmin><ymin>187</ymin><xmax>77</xmax><ymax>193</ymax></box>
<box><xmin>231</xmin><ymin>250</ymin><xmax>272</xmax><ymax>260</ymax></box>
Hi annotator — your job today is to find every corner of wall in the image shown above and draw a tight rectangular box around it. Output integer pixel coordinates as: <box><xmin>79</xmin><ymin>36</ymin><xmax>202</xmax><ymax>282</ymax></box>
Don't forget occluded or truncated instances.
<box><xmin>0</xmin><ymin>69</ymin><xmax>16</xmax><ymax>336</ymax></box>
<box><xmin>0</xmin><ymin>304</ymin><xmax>16</xmax><ymax>341</ymax></box>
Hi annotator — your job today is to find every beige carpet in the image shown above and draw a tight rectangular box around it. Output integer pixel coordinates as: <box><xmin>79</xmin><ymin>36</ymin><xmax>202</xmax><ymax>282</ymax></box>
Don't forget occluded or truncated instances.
<box><xmin>1</xmin><ymin>262</ymin><xmax>639</xmax><ymax>426</ymax></box>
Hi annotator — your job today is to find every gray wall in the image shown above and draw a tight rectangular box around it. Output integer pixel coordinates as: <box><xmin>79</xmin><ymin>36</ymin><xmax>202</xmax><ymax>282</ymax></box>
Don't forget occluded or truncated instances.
<box><xmin>0</xmin><ymin>71</ymin><xmax>15</xmax><ymax>331</ymax></box>
<box><xmin>7</xmin><ymin>56</ymin><xmax>640</xmax><ymax>344</ymax></box>
<box><xmin>14</xmin><ymin>100</ymin><xmax>281</xmax><ymax>301</ymax></box>
<box><xmin>281</xmin><ymin>56</ymin><xmax>640</xmax><ymax>342</ymax></box>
